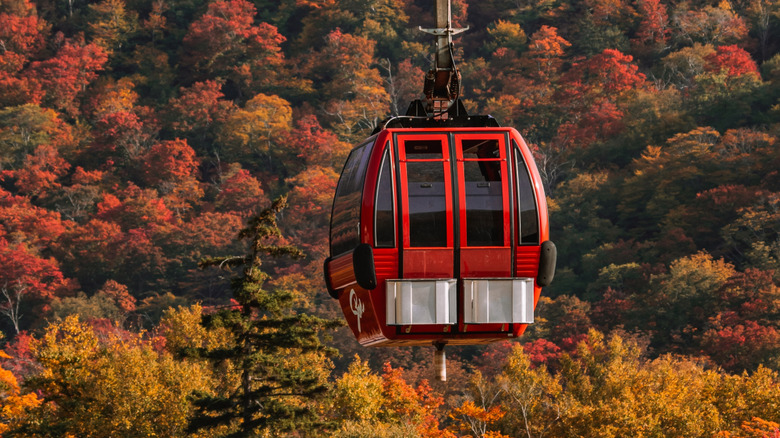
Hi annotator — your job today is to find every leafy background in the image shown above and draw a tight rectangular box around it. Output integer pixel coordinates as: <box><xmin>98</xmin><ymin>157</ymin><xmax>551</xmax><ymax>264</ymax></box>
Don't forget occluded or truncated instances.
<box><xmin>0</xmin><ymin>0</ymin><xmax>780</xmax><ymax>436</ymax></box>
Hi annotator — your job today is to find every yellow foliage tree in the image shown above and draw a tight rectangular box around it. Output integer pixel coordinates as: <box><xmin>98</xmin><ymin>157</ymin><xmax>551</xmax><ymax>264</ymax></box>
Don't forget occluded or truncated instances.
<box><xmin>325</xmin><ymin>356</ymin><xmax>453</xmax><ymax>438</ymax></box>
<box><xmin>475</xmin><ymin>330</ymin><xmax>780</xmax><ymax>437</ymax></box>
<box><xmin>16</xmin><ymin>315</ymin><xmax>214</xmax><ymax>437</ymax></box>
<box><xmin>217</xmin><ymin>93</ymin><xmax>293</xmax><ymax>162</ymax></box>
<box><xmin>87</xmin><ymin>0</ymin><xmax>138</xmax><ymax>52</ymax></box>
<box><xmin>484</xmin><ymin>20</ymin><xmax>527</xmax><ymax>54</ymax></box>
<box><xmin>498</xmin><ymin>345</ymin><xmax>566</xmax><ymax>438</ymax></box>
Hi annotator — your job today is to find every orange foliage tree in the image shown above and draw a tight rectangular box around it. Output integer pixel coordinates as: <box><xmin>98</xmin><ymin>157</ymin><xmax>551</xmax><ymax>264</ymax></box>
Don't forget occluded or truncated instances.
<box><xmin>0</xmin><ymin>343</ymin><xmax>40</xmax><ymax>433</ymax></box>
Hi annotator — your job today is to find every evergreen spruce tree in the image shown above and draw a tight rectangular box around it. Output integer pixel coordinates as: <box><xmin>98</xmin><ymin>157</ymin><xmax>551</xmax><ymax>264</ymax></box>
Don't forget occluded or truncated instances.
<box><xmin>187</xmin><ymin>196</ymin><xmax>342</xmax><ymax>437</ymax></box>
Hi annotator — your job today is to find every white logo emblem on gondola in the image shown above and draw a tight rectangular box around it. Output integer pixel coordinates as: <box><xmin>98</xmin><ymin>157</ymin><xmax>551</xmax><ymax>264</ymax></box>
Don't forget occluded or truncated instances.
<box><xmin>349</xmin><ymin>289</ymin><xmax>365</xmax><ymax>333</ymax></box>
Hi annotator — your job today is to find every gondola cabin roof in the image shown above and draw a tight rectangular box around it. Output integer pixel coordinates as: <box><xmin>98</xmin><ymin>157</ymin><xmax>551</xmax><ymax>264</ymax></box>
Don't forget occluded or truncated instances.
<box><xmin>372</xmin><ymin>99</ymin><xmax>500</xmax><ymax>134</ymax></box>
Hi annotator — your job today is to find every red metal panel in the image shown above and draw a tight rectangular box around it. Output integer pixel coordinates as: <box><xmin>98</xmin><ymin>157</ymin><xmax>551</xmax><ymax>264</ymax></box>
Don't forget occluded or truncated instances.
<box><xmin>397</xmin><ymin>133</ymin><xmax>453</xmax><ymax>249</ymax></box>
<box><xmin>403</xmin><ymin>249</ymin><xmax>454</xmax><ymax>278</ymax></box>
<box><xmin>372</xmin><ymin>249</ymin><xmax>399</xmax><ymax>279</ymax></box>
<box><xmin>339</xmin><ymin>284</ymin><xmax>386</xmax><ymax>346</ymax></box>
<box><xmin>515</xmin><ymin>246</ymin><xmax>541</xmax><ymax>278</ymax></box>
<box><xmin>454</xmin><ymin>133</ymin><xmax>512</xmax><ymax>280</ymax></box>
<box><xmin>454</xmin><ymin>133</ymin><xmax>511</xmax><ymax>248</ymax></box>
<box><xmin>369</xmin><ymin>248</ymin><xmax>398</xmax><ymax>343</ymax></box>
<box><xmin>460</xmin><ymin>248</ymin><xmax>512</xmax><ymax>277</ymax></box>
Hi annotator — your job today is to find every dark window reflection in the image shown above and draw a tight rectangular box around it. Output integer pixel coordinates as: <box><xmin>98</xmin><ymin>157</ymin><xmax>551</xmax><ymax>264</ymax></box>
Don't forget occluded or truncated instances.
<box><xmin>462</xmin><ymin>139</ymin><xmax>504</xmax><ymax>247</ymax></box>
<box><xmin>407</xmin><ymin>161</ymin><xmax>447</xmax><ymax>247</ymax></box>
<box><xmin>374</xmin><ymin>147</ymin><xmax>395</xmax><ymax>247</ymax></box>
<box><xmin>330</xmin><ymin>142</ymin><xmax>371</xmax><ymax>256</ymax></box>
<box><xmin>515</xmin><ymin>147</ymin><xmax>539</xmax><ymax>244</ymax></box>
<box><xmin>462</xmin><ymin>139</ymin><xmax>500</xmax><ymax>159</ymax></box>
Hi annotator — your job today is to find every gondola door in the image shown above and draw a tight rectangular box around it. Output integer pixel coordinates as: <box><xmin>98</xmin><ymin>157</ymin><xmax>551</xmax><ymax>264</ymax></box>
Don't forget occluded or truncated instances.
<box><xmin>455</xmin><ymin>134</ymin><xmax>512</xmax><ymax>279</ymax></box>
<box><xmin>394</xmin><ymin>132</ymin><xmax>516</xmax><ymax>336</ymax></box>
<box><xmin>397</xmin><ymin>134</ymin><xmax>454</xmax><ymax>279</ymax></box>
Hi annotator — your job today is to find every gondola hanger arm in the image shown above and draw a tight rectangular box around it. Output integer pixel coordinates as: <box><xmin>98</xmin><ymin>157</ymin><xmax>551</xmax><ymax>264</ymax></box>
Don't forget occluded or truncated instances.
<box><xmin>420</xmin><ymin>0</ymin><xmax>468</xmax><ymax>114</ymax></box>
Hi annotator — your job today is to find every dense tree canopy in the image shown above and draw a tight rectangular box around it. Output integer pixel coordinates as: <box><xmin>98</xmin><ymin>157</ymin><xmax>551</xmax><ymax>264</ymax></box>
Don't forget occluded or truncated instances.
<box><xmin>0</xmin><ymin>0</ymin><xmax>779</xmax><ymax>435</ymax></box>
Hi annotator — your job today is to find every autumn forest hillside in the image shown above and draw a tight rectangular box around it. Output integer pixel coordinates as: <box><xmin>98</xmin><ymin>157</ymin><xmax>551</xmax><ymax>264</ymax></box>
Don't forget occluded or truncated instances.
<box><xmin>1</xmin><ymin>0</ymin><xmax>780</xmax><ymax>435</ymax></box>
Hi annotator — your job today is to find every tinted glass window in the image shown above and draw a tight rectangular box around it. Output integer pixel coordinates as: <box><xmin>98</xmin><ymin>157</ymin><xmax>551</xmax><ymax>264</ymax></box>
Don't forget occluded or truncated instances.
<box><xmin>330</xmin><ymin>142</ymin><xmax>372</xmax><ymax>256</ymax></box>
<box><xmin>374</xmin><ymin>147</ymin><xmax>395</xmax><ymax>247</ymax></box>
<box><xmin>405</xmin><ymin>140</ymin><xmax>443</xmax><ymax>159</ymax></box>
<box><xmin>462</xmin><ymin>139</ymin><xmax>501</xmax><ymax>159</ymax></box>
<box><xmin>407</xmin><ymin>161</ymin><xmax>447</xmax><ymax>247</ymax></box>
<box><xmin>462</xmin><ymin>139</ymin><xmax>505</xmax><ymax>247</ymax></box>
<box><xmin>514</xmin><ymin>147</ymin><xmax>539</xmax><ymax>244</ymax></box>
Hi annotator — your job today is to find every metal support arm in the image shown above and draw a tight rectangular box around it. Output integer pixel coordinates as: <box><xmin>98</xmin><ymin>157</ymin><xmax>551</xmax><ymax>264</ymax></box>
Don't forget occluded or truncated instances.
<box><xmin>419</xmin><ymin>0</ymin><xmax>468</xmax><ymax>112</ymax></box>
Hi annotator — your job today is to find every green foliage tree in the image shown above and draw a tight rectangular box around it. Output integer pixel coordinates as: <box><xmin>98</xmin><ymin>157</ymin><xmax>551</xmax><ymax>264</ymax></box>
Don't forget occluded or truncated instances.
<box><xmin>187</xmin><ymin>196</ymin><xmax>342</xmax><ymax>436</ymax></box>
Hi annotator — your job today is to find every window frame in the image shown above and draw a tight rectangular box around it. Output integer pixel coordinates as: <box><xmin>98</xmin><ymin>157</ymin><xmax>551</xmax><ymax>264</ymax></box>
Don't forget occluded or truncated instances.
<box><xmin>397</xmin><ymin>134</ymin><xmax>454</xmax><ymax>249</ymax></box>
<box><xmin>456</xmin><ymin>134</ymin><xmax>511</xmax><ymax>248</ymax></box>
<box><xmin>329</xmin><ymin>139</ymin><xmax>374</xmax><ymax>257</ymax></box>
<box><xmin>373</xmin><ymin>143</ymin><xmax>396</xmax><ymax>248</ymax></box>
<box><xmin>513</xmin><ymin>142</ymin><xmax>540</xmax><ymax>245</ymax></box>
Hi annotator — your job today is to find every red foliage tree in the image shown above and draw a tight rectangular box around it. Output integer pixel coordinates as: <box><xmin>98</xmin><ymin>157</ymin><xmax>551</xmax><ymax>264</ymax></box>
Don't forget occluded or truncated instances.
<box><xmin>214</xmin><ymin>168</ymin><xmax>267</xmax><ymax>217</ymax></box>
<box><xmin>84</xmin><ymin>77</ymin><xmax>139</xmax><ymax>119</ymax></box>
<box><xmin>4</xmin><ymin>144</ymin><xmax>70</xmax><ymax>198</ymax></box>
<box><xmin>175</xmin><ymin>211</ymin><xmax>243</xmax><ymax>255</ymax></box>
<box><xmin>523</xmin><ymin>338</ymin><xmax>563</xmax><ymax>368</ymax></box>
<box><xmin>55</xmin><ymin>219</ymin><xmax>122</xmax><ymax>291</ymax></box>
<box><xmin>705</xmin><ymin>45</ymin><xmax>759</xmax><ymax>77</ymax></box>
<box><xmin>0</xmin><ymin>0</ymin><xmax>45</xmax><ymax>60</ymax></box>
<box><xmin>165</xmin><ymin>80</ymin><xmax>235</xmax><ymax>146</ymax></box>
<box><xmin>673</xmin><ymin>5</ymin><xmax>749</xmax><ymax>46</ymax></box>
<box><xmin>56</xmin><ymin>215</ymin><xmax>169</xmax><ymax>294</ymax></box>
<box><xmin>590</xmin><ymin>287</ymin><xmax>634</xmax><ymax>330</ymax></box>
<box><xmin>701</xmin><ymin>314</ymin><xmax>780</xmax><ymax>372</ymax></box>
<box><xmin>381</xmin><ymin>363</ymin><xmax>450</xmax><ymax>437</ymax></box>
<box><xmin>95</xmin><ymin>184</ymin><xmax>174</xmax><ymax>230</ymax></box>
<box><xmin>1</xmin><ymin>330</ymin><xmax>36</xmax><ymax>378</ymax></box>
<box><xmin>0</xmin><ymin>237</ymin><xmax>73</xmax><ymax>332</ymax></box>
<box><xmin>304</xmin><ymin>29</ymin><xmax>389</xmax><ymax>133</ymax></box>
<box><xmin>575</xmin><ymin>49</ymin><xmax>646</xmax><ymax>95</ymax></box>
<box><xmin>557</xmin><ymin>99</ymin><xmax>624</xmax><ymax>147</ymax></box>
<box><xmin>473</xmin><ymin>340</ymin><xmax>515</xmax><ymax>377</ymax></box>
<box><xmin>281</xmin><ymin>114</ymin><xmax>351</xmax><ymax>170</ymax></box>
<box><xmin>137</xmin><ymin>139</ymin><xmax>203</xmax><ymax>213</ymax></box>
<box><xmin>29</xmin><ymin>37</ymin><xmax>108</xmax><ymax>116</ymax></box>
<box><xmin>521</xmin><ymin>25</ymin><xmax>570</xmax><ymax>81</ymax></box>
<box><xmin>113</xmin><ymin>228</ymin><xmax>166</xmax><ymax>291</ymax></box>
<box><xmin>140</xmin><ymin>139</ymin><xmax>198</xmax><ymax>186</ymax></box>
<box><xmin>284</xmin><ymin>165</ymin><xmax>338</xmax><ymax>256</ymax></box>
<box><xmin>631</xmin><ymin>0</ymin><xmax>670</xmax><ymax>54</ymax></box>
<box><xmin>93</xmin><ymin>110</ymin><xmax>157</xmax><ymax>161</ymax></box>
<box><xmin>0</xmin><ymin>0</ymin><xmax>47</xmax><ymax>106</ymax></box>
<box><xmin>181</xmin><ymin>0</ymin><xmax>285</xmax><ymax>92</ymax></box>
<box><xmin>0</xmin><ymin>187</ymin><xmax>67</xmax><ymax>249</ymax></box>
<box><xmin>97</xmin><ymin>280</ymin><xmax>136</xmax><ymax>313</ymax></box>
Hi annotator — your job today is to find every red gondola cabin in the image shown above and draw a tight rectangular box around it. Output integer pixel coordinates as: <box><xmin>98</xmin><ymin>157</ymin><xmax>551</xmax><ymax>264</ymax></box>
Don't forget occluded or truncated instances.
<box><xmin>325</xmin><ymin>121</ymin><xmax>555</xmax><ymax>347</ymax></box>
